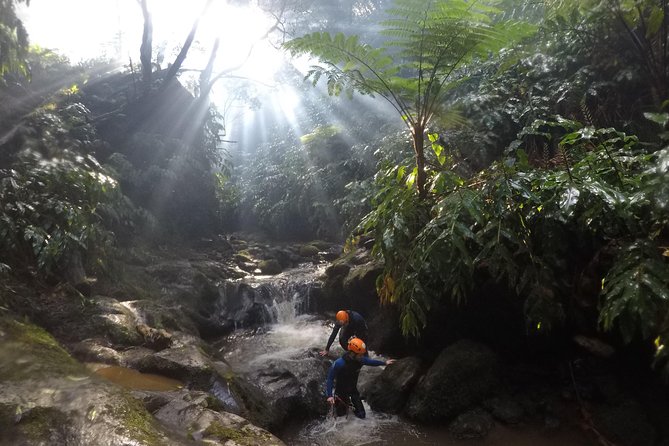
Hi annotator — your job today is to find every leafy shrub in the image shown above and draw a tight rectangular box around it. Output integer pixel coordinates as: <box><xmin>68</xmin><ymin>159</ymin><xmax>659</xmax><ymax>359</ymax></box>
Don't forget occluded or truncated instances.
<box><xmin>0</xmin><ymin>150</ymin><xmax>123</xmax><ymax>277</ymax></box>
<box><xmin>364</xmin><ymin>119</ymin><xmax>669</xmax><ymax>359</ymax></box>
<box><xmin>236</xmin><ymin>126</ymin><xmax>380</xmax><ymax>240</ymax></box>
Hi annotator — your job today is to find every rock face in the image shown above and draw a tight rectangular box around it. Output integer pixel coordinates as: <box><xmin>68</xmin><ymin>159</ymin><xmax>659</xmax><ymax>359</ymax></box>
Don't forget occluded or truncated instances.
<box><xmin>319</xmin><ymin>248</ymin><xmax>382</xmax><ymax>316</ymax></box>
<box><xmin>405</xmin><ymin>340</ymin><xmax>499</xmax><ymax>422</ymax></box>
<box><xmin>237</xmin><ymin>350</ymin><xmax>331</xmax><ymax>430</ymax></box>
<box><xmin>364</xmin><ymin>356</ymin><xmax>423</xmax><ymax>414</ymax></box>
<box><xmin>150</xmin><ymin>390</ymin><xmax>285</xmax><ymax>446</ymax></box>
<box><xmin>0</xmin><ymin>317</ymin><xmax>180</xmax><ymax>445</ymax></box>
<box><xmin>0</xmin><ymin>315</ymin><xmax>289</xmax><ymax>446</ymax></box>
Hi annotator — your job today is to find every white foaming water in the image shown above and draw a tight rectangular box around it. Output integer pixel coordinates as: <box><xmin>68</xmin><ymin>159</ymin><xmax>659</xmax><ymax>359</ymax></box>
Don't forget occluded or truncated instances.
<box><xmin>290</xmin><ymin>402</ymin><xmax>426</xmax><ymax>446</ymax></box>
<box><xmin>217</xmin><ymin>315</ymin><xmax>334</xmax><ymax>371</ymax></box>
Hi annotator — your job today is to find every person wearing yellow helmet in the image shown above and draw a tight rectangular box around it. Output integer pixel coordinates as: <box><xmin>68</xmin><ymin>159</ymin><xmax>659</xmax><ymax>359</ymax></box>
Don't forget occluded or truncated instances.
<box><xmin>319</xmin><ymin>309</ymin><xmax>368</xmax><ymax>357</ymax></box>
<box><xmin>325</xmin><ymin>336</ymin><xmax>395</xmax><ymax>419</ymax></box>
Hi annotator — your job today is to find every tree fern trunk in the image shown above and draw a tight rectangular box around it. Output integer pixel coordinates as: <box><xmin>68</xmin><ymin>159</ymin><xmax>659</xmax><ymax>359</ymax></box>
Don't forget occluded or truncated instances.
<box><xmin>412</xmin><ymin>124</ymin><xmax>427</xmax><ymax>199</ymax></box>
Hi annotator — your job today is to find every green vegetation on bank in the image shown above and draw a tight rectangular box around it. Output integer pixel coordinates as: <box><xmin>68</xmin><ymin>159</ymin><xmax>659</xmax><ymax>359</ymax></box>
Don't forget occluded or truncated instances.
<box><xmin>0</xmin><ymin>0</ymin><xmax>667</xmax><ymax>377</ymax></box>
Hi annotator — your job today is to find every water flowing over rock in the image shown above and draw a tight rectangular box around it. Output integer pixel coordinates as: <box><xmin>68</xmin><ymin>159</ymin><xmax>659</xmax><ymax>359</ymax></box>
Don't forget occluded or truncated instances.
<box><xmin>214</xmin><ymin>265</ymin><xmax>325</xmax><ymax>329</ymax></box>
<box><xmin>238</xmin><ymin>350</ymin><xmax>331</xmax><ymax>430</ymax></box>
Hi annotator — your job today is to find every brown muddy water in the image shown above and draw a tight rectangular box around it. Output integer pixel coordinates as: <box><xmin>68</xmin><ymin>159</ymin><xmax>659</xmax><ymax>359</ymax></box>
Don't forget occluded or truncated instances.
<box><xmin>88</xmin><ymin>364</ymin><xmax>183</xmax><ymax>391</ymax></box>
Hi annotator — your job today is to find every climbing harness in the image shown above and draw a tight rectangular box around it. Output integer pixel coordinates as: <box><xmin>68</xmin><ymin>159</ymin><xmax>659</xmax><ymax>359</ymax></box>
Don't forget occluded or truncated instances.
<box><xmin>330</xmin><ymin>395</ymin><xmax>355</xmax><ymax>418</ymax></box>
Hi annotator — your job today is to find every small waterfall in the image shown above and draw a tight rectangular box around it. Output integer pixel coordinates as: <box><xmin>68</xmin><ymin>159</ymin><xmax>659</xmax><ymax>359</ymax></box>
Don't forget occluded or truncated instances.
<box><xmin>215</xmin><ymin>264</ymin><xmax>325</xmax><ymax>329</ymax></box>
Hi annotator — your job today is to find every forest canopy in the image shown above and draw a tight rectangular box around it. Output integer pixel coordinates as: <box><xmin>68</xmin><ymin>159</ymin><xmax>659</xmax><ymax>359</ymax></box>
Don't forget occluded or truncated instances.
<box><xmin>0</xmin><ymin>0</ymin><xmax>668</xmax><ymax>376</ymax></box>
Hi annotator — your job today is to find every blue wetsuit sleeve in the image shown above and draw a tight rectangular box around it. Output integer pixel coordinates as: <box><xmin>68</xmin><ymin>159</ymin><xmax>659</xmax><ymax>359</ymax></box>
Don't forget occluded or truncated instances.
<box><xmin>325</xmin><ymin>325</ymin><xmax>341</xmax><ymax>351</ymax></box>
<box><xmin>326</xmin><ymin>359</ymin><xmax>344</xmax><ymax>396</ymax></box>
<box><xmin>360</xmin><ymin>356</ymin><xmax>386</xmax><ymax>367</ymax></box>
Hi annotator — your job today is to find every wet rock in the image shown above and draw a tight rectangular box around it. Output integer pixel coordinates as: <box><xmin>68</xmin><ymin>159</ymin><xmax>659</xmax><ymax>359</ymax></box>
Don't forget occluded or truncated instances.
<box><xmin>365</xmin><ymin>356</ymin><xmax>423</xmax><ymax>414</ymax></box>
<box><xmin>483</xmin><ymin>396</ymin><xmax>524</xmax><ymax>425</ymax></box>
<box><xmin>342</xmin><ymin>261</ymin><xmax>384</xmax><ymax>314</ymax></box>
<box><xmin>126</xmin><ymin>299</ymin><xmax>200</xmax><ymax>336</ymax></box>
<box><xmin>298</xmin><ymin>244</ymin><xmax>320</xmax><ymax>258</ymax></box>
<box><xmin>153</xmin><ymin>390</ymin><xmax>285</xmax><ymax>446</ymax></box>
<box><xmin>405</xmin><ymin>340</ymin><xmax>499</xmax><ymax>422</ymax></box>
<box><xmin>134</xmin><ymin>345</ymin><xmax>216</xmax><ymax>388</ymax></box>
<box><xmin>591</xmin><ymin>401</ymin><xmax>656</xmax><ymax>446</ymax></box>
<box><xmin>448</xmin><ymin>408</ymin><xmax>494</xmax><ymax>440</ymax></box>
<box><xmin>69</xmin><ymin>339</ymin><xmax>122</xmax><ymax>365</ymax></box>
<box><xmin>259</xmin><ymin>259</ymin><xmax>282</xmax><ymax>275</ymax></box>
<box><xmin>89</xmin><ymin>296</ymin><xmax>143</xmax><ymax>346</ymax></box>
<box><xmin>121</xmin><ymin>346</ymin><xmax>156</xmax><ymax>368</ymax></box>
<box><xmin>237</xmin><ymin>350</ymin><xmax>330</xmax><ymax>430</ymax></box>
<box><xmin>136</xmin><ymin>323</ymin><xmax>173</xmax><ymax>350</ymax></box>
<box><xmin>366</xmin><ymin>305</ymin><xmax>409</xmax><ymax>355</ymax></box>
<box><xmin>0</xmin><ymin>316</ymin><xmax>182</xmax><ymax>445</ymax></box>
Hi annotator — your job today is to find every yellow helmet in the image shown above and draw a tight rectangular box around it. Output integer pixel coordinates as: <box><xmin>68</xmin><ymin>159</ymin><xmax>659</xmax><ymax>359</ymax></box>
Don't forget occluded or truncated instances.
<box><xmin>336</xmin><ymin>310</ymin><xmax>349</xmax><ymax>324</ymax></box>
<box><xmin>348</xmin><ymin>337</ymin><xmax>366</xmax><ymax>354</ymax></box>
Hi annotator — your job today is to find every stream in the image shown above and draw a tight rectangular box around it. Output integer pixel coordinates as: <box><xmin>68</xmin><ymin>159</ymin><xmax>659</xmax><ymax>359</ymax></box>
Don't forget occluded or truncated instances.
<box><xmin>210</xmin><ymin>264</ymin><xmax>597</xmax><ymax>446</ymax></box>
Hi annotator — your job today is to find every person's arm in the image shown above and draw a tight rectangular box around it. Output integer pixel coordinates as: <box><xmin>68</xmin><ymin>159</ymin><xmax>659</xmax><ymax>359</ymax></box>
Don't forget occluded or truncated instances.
<box><xmin>321</xmin><ymin>325</ymin><xmax>341</xmax><ymax>355</ymax></box>
<box><xmin>361</xmin><ymin>356</ymin><xmax>396</xmax><ymax>367</ymax></box>
<box><xmin>326</xmin><ymin>359</ymin><xmax>343</xmax><ymax>400</ymax></box>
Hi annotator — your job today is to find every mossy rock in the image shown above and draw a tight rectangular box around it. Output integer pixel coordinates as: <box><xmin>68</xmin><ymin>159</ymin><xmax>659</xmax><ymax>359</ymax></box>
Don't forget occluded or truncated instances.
<box><xmin>308</xmin><ymin>240</ymin><xmax>332</xmax><ymax>251</ymax></box>
<box><xmin>258</xmin><ymin>259</ymin><xmax>282</xmax><ymax>275</ymax></box>
<box><xmin>298</xmin><ymin>245</ymin><xmax>320</xmax><ymax>258</ymax></box>
<box><xmin>0</xmin><ymin>317</ymin><xmax>84</xmax><ymax>381</ymax></box>
<box><xmin>0</xmin><ymin>316</ymin><xmax>179</xmax><ymax>445</ymax></box>
<box><xmin>0</xmin><ymin>405</ymin><xmax>75</xmax><ymax>445</ymax></box>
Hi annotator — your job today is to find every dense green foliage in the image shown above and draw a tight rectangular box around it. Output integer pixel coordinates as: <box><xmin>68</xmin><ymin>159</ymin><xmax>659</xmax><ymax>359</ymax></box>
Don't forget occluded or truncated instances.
<box><xmin>367</xmin><ymin>121</ymin><xmax>668</xmax><ymax>340</ymax></box>
<box><xmin>329</xmin><ymin>0</ymin><xmax>669</xmax><ymax>374</ymax></box>
<box><xmin>285</xmin><ymin>0</ymin><xmax>535</xmax><ymax>197</ymax></box>
<box><xmin>236</xmin><ymin>125</ymin><xmax>380</xmax><ymax>240</ymax></box>
<box><xmin>0</xmin><ymin>105</ymin><xmax>131</xmax><ymax>279</ymax></box>
<box><xmin>1</xmin><ymin>0</ymin><xmax>668</xmax><ymax>376</ymax></box>
<box><xmin>0</xmin><ymin>0</ymin><xmax>29</xmax><ymax>77</ymax></box>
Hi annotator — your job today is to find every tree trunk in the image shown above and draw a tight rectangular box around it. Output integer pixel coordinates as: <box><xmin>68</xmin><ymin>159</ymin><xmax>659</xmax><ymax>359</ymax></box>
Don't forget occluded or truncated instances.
<box><xmin>163</xmin><ymin>0</ymin><xmax>214</xmax><ymax>86</ymax></box>
<box><xmin>199</xmin><ymin>38</ymin><xmax>220</xmax><ymax>98</ymax></box>
<box><xmin>139</xmin><ymin>0</ymin><xmax>153</xmax><ymax>91</ymax></box>
<box><xmin>412</xmin><ymin>123</ymin><xmax>427</xmax><ymax>199</ymax></box>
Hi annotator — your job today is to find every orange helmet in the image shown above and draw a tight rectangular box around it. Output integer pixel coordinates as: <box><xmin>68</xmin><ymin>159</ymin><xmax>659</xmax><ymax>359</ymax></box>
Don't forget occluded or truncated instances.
<box><xmin>348</xmin><ymin>337</ymin><xmax>366</xmax><ymax>354</ymax></box>
<box><xmin>335</xmin><ymin>310</ymin><xmax>349</xmax><ymax>324</ymax></box>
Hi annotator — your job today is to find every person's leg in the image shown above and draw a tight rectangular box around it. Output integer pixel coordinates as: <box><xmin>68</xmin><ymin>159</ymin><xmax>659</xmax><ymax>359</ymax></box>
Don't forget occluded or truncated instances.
<box><xmin>350</xmin><ymin>391</ymin><xmax>366</xmax><ymax>419</ymax></box>
<box><xmin>334</xmin><ymin>396</ymin><xmax>349</xmax><ymax>417</ymax></box>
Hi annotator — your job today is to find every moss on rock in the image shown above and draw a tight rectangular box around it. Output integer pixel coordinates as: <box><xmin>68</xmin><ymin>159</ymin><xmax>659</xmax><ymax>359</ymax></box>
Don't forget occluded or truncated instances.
<box><xmin>0</xmin><ymin>317</ymin><xmax>84</xmax><ymax>381</ymax></box>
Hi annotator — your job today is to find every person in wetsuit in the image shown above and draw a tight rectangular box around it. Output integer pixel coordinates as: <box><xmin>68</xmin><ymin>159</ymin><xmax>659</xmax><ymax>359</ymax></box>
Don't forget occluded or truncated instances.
<box><xmin>319</xmin><ymin>310</ymin><xmax>368</xmax><ymax>357</ymax></box>
<box><xmin>325</xmin><ymin>336</ymin><xmax>395</xmax><ymax>419</ymax></box>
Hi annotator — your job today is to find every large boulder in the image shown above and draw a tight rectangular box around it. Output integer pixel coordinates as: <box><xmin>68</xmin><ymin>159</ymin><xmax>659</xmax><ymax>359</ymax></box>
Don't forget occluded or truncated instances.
<box><xmin>151</xmin><ymin>390</ymin><xmax>285</xmax><ymax>446</ymax></box>
<box><xmin>237</xmin><ymin>350</ymin><xmax>331</xmax><ymax>430</ymax></box>
<box><xmin>591</xmin><ymin>401</ymin><xmax>656</xmax><ymax>446</ymax></box>
<box><xmin>319</xmin><ymin>248</ymin><xmax>382</xmax><ymax>315</ymax></box>
<box><xmin>364</xmin><ymin>356</ymin><xmax>423</xmax><ymax>414</ymax></box>
<box><xmin>0</xmin><ymin>316</ymin><xmax>183</xmax><ymax>445</ymax></box>
<box><xmin>405</xmin><ymin>340</ymin><xmax>500</xmax><ymax>422</ymax></box>
<box><xmin>366</xmin><ymin>305</ymin><xmax>412</xmax><ymax>355</ymax></box>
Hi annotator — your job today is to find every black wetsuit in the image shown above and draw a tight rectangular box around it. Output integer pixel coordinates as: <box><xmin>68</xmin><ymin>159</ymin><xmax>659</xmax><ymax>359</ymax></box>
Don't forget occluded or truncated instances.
<box><xmin>325</xmin><ymin>352</ymin><xmax>385</xmax><ymax>418</ymax></box>
<box><xmin>325</xmin><ymin>310</ymin><xmax>369</xmax><ymax>351</ymax></box>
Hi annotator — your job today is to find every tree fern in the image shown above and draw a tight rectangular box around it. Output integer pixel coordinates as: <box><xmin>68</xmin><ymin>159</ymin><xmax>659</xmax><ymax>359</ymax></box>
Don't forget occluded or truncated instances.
<box><xmin>284</xmin><ymin>0</ymin><xmax>535</xmax><ymax>198</ymax></box>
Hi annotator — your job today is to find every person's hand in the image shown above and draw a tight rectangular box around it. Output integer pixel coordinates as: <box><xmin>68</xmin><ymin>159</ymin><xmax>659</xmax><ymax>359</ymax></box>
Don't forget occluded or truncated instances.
<box><xmin>319</xmin><ymin>350</ymin><xmax>329</xmax><ymax>357</ymax></box>
<box><xmin>327</xmin><ymin>396</ymin><xmax>335</xmax><ymax>405</ymax></box>
<box><xmin>385</xmin><ymin>359</ymin><xmax>396</xmax><ymax>366</ymax></box>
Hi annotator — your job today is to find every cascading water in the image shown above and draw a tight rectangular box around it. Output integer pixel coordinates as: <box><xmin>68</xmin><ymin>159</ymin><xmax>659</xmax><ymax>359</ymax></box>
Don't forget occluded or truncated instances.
<box><xmin>212</xmin><ymin>264</ymin><xmax>597</xmax><ymax>446</ymax></box>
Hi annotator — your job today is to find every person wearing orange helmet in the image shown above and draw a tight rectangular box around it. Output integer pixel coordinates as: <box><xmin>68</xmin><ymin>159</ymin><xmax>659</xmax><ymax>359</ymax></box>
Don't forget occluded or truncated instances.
<box><xmin>319</xmin><ymin>309</ymin><xmax>368</xmax><ymax>357</ymax></box>
<box><xmin>325</xmin><ymin>336</ymin><xmax>395</xmax><ymax>419</ymax></box>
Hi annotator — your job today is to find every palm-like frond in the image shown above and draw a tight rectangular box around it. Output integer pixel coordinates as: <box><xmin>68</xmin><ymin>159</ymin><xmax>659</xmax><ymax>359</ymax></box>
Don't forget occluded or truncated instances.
<box><xmin>284</xmin><ymin>0</ymin><xmax>535</xmax><ymax>128</ymax></box>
